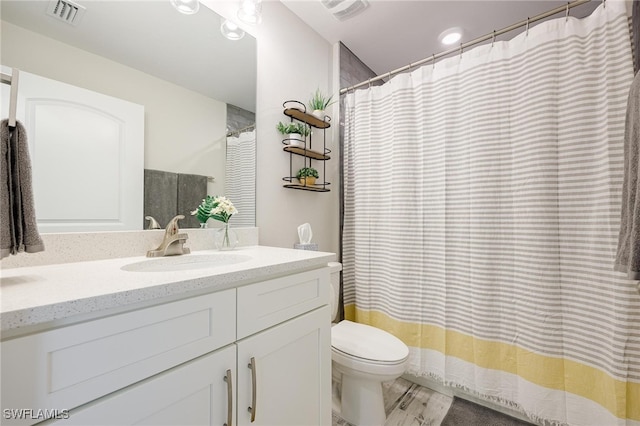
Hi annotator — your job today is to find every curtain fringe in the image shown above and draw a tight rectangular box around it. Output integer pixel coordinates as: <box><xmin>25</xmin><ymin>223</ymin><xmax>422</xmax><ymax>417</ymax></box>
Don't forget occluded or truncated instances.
<box><xmin>407</xmin><ymin>368</ymin><xmax>570</xmax><ymax>426</ymax></box>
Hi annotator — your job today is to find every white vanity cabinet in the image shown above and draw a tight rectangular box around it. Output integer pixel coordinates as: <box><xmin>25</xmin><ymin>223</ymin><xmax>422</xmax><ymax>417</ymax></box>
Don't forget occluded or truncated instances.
<box><xmin>0</xmin><ymin>267</ymin><xmax>330</xmax><ymax>426</ymax></box>
<box><xmin>237</xmin><ymin>307</ymin><xmax>330</xmax><ymax>426</ymax></box>
<box><xmin>236</xmin><ymin>270</ymin><xmax>332</xmax><ymax>425</ymax></box>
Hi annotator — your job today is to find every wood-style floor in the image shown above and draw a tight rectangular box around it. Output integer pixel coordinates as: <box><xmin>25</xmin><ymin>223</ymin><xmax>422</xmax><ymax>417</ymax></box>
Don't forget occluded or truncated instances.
<box><xmin>332</xmin><ymin>376</ymin><xmax>454</xmax><ymax>426</ymax></box>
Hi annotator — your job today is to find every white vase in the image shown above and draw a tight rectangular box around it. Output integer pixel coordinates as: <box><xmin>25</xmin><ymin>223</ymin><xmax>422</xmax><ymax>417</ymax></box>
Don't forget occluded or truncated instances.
<box><xmin>312</xmin><ymin>109</ymin><xmax>326</xmax><ymax>120</ymax></box>
<box><xmin>214</xmin><ymin>223</ymin><xmax>238</xmax><ymax>251</ymax></box>
<box><xmin>287</xmin><ymin>133</ymin><xmax>304</xmax><ymax>147</ymax></box>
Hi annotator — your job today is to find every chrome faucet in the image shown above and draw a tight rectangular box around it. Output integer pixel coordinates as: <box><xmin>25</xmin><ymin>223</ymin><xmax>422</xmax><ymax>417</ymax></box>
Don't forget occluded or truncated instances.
<box><xmin>145</xmin><ymin>216</ymin><xmax>162</xmax><ymax>230</ymax></box>
<box><xmin>147</xmin><ymin>215</ymin><xmax>191</xmax><ymax>257</ymax></box>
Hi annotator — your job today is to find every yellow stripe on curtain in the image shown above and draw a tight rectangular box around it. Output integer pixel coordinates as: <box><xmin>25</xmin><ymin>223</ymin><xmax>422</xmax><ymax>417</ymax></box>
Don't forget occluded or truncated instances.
<box><xmin>345</xmin><ymin>305</ymin><xmax>640</xmax><ymax>422</ymax></box>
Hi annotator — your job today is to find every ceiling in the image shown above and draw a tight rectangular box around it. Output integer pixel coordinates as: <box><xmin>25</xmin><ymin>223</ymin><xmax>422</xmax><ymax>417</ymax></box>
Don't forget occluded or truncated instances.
<box><xmin>0</xmin><ymin>0</ymin><xmax>257</xmax><ymax>112</ymax></box>
<box><xmin>0</xmin><ymin>0</ymin><xmax>604</xmax><ymax>106</ymax></box>
<box><xmin>281</xmin><ymin>0</ymin><xmax>601</xmax><ymax>82</ymax></box>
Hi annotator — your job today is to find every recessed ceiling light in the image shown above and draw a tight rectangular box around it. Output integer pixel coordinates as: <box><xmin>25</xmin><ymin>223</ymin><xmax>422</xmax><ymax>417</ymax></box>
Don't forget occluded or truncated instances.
<box><xmin>438</xmin><ymin>27</ymin><xmax>463</xmax><ymax>45</ymax></box>
<box><xmin>221</xmin><ymin>19</ymin><xmax>245</xmax><ymax>41</ymax></box>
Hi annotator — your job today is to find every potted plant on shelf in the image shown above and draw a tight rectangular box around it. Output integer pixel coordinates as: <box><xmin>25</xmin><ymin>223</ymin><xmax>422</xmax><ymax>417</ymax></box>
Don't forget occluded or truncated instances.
<box><xmin>296</xmin><ymin>167</ymin><xmax>319</xmax><ymax>187</ymax></box>
<box><xmin>276</xmin><ymin>121</ymin><xmax>310</xmax><ymax>147</ymax></box>
<box><xmin>308</xmin><ymin>88</ymin><xmax>335</xmax><ymax>120</ymax></box>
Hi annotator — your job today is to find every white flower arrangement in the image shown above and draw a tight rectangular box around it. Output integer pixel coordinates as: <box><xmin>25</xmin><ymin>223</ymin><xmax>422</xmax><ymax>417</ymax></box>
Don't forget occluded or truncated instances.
<box><xmin>192</xmin><ymin>195</ymin><xmax>238</xmax><ymax>224</ymax></box>
<box><xmin>211</xmin><ymin>196</ymin><xmax>237</xmax><ymax>222</ymax></box>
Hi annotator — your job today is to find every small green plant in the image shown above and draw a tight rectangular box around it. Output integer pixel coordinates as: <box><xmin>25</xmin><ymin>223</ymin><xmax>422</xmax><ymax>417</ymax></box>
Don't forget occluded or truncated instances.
<box><xmin>191</xmin><ymin>195</ymin><xmax>215</xmax><ymax>223</ymax></box>
<box><xmin>276</xmin><ymin>121</ymin><xmax>310</xmax><ymax>136</ymax></box>
<box><xmin>296</xmin><ymin>167</ymin><xmax>319</xmax><ymax>179</ymax></box>
<box><xmin>308</xmin><ymin>88</ymin><xmax>335</xmax><ymax>111</ymax></box>
<box><xmin>191</xmin><ymin>195</ymin><xmax>237</xmax><ymax>223</ymax></box>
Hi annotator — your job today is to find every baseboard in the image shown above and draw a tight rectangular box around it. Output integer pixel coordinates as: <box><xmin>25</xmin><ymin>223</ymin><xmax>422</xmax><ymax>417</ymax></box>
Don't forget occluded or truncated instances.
<box><xmin>401</xmin><ymin>373</ymin><xmax>534</xmax><ymax>424</ymax></box>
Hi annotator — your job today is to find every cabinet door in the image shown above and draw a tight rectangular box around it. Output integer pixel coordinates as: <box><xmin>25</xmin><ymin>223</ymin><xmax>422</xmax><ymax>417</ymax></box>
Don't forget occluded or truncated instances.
<box><xmin>48</xmin><ymin>346</ymin><xmax>236</xmax><ymax>426</ymax></box>
<box><xmin>237</xmin><ymin>306</ymin><xmax>331</xmax><ymax>426</ymax></box>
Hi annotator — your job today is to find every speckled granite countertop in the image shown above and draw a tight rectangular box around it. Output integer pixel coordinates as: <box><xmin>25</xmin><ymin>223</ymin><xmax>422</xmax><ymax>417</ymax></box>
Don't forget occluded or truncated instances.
<box><xmin>0</xmin><ymin>246</ymin><xmax>335</xmax><ymax>335</ymax></box>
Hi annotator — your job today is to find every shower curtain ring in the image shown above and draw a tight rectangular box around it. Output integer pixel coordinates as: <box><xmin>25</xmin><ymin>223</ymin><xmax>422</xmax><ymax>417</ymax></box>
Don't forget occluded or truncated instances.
<box><xmin>565</xmin><ymin>2</ymin><xmax>570</xmax><ymax>21</ymax></box>
<box><xmin>603</xmin><ymin>0</ymin><xmax>605</xmax><ymax>8</ymax></box>
<box><xmin>387</xmin><ymin>71</ymin><xmax>392</xmax><ymax>81</ymax></box>
<box><xmin>459</xmin><ymin>43</ymin><xmax>463</xmax><ymax>58</ymax></box>
<box><xmin>491</xmin><ymin>30</ymin><xmax>496</xmax><ymax>47</ymax></box>
<box><xmin>432</xmin><ymin>55</ymin><xmax>436</xmax><ymax>69</ymax></box>
<box><xmin>368</xmin><ymin>78</ymin><xmax>372</xmax><ymax>89</ymax></box>
<box><xmin>526</xmin><ymin>17</ymin><xmax>530</xmax><ymax>36</ymax></box>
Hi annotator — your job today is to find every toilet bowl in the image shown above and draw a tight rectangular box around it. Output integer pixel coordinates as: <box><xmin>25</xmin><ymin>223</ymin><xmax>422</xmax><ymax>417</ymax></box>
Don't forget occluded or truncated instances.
<box><xmin>329</xmin><ymin>262</ymin><xmax>409</xmax><ymax>426</ymax></box>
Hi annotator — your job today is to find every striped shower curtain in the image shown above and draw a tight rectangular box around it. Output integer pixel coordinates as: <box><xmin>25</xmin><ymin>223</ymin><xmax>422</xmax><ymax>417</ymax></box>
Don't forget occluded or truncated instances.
<box><xmin>225</xmin><ymin>130</ymin><xmax>256</xmax><ymax>227</ymax></box>
<box><xmin>342</xmin><ymin>2</ymin><xmax>639</xmax><ymax>425</ymax></box>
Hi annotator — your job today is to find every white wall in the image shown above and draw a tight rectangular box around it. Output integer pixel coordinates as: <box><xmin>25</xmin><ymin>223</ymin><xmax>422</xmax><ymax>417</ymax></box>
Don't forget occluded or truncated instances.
<box><xmin>1</xmin><ymin>22</ymin><xmax>227</xmax><ymax>196</ymax></box>
<box><xmin>253</xmin><ymin>2</ymin><xmax>339</xmax><ymax>254</ymax></box>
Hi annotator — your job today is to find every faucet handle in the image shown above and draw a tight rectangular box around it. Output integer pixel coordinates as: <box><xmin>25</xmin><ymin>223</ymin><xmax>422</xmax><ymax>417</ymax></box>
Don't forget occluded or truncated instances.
<box><xmin>145</xmin><ymin>216</ymin><xmax>162</xmax><ymax>230</ymax></box>
<box><xmin>165</xmin><ymin>215</ymin><xmax>185</xmax><ymax>236</ymax></box>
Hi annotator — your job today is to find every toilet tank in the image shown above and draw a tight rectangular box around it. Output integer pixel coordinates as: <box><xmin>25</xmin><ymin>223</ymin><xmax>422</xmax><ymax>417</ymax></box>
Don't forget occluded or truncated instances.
<box><xmin>328</xmin><ymin>262</ymin><xmax>342</xmax><ymax>322</ymax></box>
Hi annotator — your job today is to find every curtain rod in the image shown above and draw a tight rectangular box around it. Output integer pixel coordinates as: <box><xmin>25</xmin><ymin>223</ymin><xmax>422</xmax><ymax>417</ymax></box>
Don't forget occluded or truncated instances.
<box><xmin>340</xmin><ymin>0</ymin><xmax>595</xmax><ymax>94</ymax></box>
<box><xmin>227</xmin><ymin>123</ymin><xmax>256</xmax><ymax>137</ymax></box>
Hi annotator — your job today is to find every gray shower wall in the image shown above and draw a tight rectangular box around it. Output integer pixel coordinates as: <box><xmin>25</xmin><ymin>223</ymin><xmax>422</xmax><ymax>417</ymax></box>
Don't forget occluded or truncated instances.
<box><xmin>227</xmin><ymin>104</ymin><xmax>255</xmax><ymax>134</ymax></box>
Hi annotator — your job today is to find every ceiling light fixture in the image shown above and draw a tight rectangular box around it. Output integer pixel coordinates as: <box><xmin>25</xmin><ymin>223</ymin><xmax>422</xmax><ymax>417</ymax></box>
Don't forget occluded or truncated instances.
<box><xmin>438</xmin><ymin>27</ymin><xmax>463</xmax><ymax>45</ymax></box>
<box><xmin>170</xmin><ymin>0</ymin><xmax>199</xmax><ymax>15</ymax></box>
<box><xmin>221</xmin><ymin>19</ymin><xmax>245</xmax><ymax>41</ymax></box>
<box><xmin>237</xmin><ymin>0</ymin><xmax>262</xmax><ymax>25</ymax></box>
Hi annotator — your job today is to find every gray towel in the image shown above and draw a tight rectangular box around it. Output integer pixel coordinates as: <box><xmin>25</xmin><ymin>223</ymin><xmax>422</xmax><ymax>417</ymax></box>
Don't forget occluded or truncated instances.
<box><xmin>1</xmin><ymin>119</ymin><xmax>44</xmax><ymax>258</ymax></box>
<box><xmin>615</xmin><ymin>73</ymin><xmax>640</xmax><ymax>280</ymax></box>
<box><xmin>177</xmin><ymin>173</ymin><xmax>208</xmax><ymax>229</ymax></box>
<box><xmin>144</xmin><ymin>169</ymin><xmax>178</xmax><ymax>229</ymax></box>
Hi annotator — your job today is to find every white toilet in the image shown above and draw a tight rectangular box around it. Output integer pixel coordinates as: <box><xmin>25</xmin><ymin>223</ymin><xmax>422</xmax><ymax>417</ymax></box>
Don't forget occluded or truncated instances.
<box><xmin>328</xmin><ymin>262</ymin><xmax>409</xmax><ymax>426</ymax></box>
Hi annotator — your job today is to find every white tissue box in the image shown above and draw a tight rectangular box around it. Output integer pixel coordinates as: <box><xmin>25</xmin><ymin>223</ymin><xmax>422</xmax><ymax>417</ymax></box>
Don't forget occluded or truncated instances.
<box><xmin>294</xmin><ymin>243</ymin><xmax>318</xmax><ymax>251</ymax></box>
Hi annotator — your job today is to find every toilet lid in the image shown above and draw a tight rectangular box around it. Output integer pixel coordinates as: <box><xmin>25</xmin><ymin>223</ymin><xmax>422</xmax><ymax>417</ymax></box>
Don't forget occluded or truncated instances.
<box><xmin>332</xmin><ymin>320</ymin><xmax>409</xmax><ymax>363</ymax></box>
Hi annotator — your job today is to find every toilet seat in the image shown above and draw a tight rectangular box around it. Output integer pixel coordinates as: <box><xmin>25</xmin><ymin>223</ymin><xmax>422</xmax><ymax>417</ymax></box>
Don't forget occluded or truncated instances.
<box><xmin>331</xmin><ymin>320</ymin><xmax>409</xmax><ymax>379</ymax></box>
<box><xmin>331</xmin><ymin>320</ymin><xmax>409</xmax><ymax>363</ymax></box>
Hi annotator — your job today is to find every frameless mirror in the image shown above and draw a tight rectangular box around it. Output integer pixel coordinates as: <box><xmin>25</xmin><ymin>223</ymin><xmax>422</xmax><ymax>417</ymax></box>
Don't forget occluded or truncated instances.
<box><xmin>0</xmin><ymin>0</ymin><xmax>257</xmax><ymax>231</ymax></box>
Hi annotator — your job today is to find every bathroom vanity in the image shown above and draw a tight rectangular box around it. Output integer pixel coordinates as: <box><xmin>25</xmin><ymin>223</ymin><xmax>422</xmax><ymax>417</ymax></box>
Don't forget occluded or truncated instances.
<box><xmin>0</xmin><ymin>246</ymin><xmax>334</xmax><ymax>426</ymax></box>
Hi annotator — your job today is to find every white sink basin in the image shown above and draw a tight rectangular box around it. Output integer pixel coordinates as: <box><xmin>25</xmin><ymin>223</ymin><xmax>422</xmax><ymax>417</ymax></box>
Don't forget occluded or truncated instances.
<box><xmin>121</xmin><ymin>253</ymin><xmax>252</xmax><ymax>272</ymax></box>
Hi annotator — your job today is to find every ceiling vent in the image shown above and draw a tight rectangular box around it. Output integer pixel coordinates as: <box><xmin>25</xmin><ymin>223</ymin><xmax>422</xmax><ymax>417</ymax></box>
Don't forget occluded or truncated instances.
<box><xmin>320</xmin><ymin>0</ymin><xmax>369</xmax><ymax>21</ymax></box>
<box><xmin>46</xmin><ymin>0</ymin><xmax>86</xmax><ymax>26</ymax></box>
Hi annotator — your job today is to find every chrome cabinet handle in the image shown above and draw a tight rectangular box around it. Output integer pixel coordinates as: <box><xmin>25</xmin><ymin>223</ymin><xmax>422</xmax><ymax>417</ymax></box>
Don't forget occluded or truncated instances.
<box><xmin>247</xmin><ymin>357</ymin><xmax>257</xmax><ymax>422</ymax></box>
<box><xmin>223</xmin><ymin>369</ymin><xmax>233</xmax><ymax>426</ymax></box>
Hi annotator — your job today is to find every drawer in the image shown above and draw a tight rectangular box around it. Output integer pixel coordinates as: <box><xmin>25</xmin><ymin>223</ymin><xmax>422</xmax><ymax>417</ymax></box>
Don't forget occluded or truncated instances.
<box><xmin>237</xmin><ymin>268</ymin><xmax>329</xmax><ymax>339</ymax></box>
<box><xmin>1</xmin><ymin>289</ymin><xmax>235</xmax><ymax>425</ymax></box>
<box><xmin>45</xmin><ymin>345</ymin><xmax>236</xmax><ymax>426</ymax></box>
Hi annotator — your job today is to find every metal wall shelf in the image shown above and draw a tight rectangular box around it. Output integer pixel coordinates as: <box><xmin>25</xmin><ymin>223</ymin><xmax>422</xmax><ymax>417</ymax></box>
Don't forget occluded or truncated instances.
<box><xmin>283</xmin><ymin>184</ymin><xmax>331</xmax><ymax>192</ymax></box>
<box><xmin>283</xmin><ymin>145</ymin><xmax>330</xmax><ymax>161</ymax></box>
<box><xmin>283</xmin><ymin>108</ymin><xmax>330</xmax><ymax>129</ymax></box>
<box><xmin>281</xmin><ymin>100</ymin><xmax>331</xmax><ymax>193</ymax></box>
